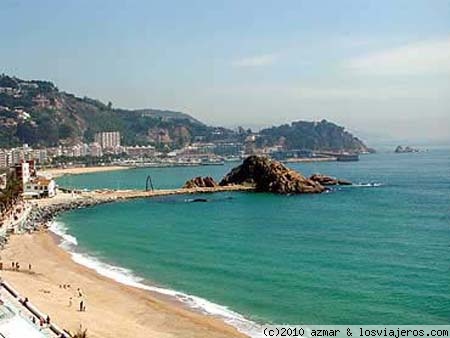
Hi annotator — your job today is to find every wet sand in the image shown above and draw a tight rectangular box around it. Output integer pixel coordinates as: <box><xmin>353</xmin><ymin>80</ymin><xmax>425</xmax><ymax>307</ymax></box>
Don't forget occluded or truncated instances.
<box><xmin>0</xmin><ymin>232</ymin><xmax>248</xmax><ymax>338</ymax></box>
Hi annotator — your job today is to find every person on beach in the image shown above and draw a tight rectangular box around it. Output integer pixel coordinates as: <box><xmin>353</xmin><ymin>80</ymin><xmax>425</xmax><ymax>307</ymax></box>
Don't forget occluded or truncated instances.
<box><xmin>46</xmin><ymin>315</ymin><xmax>50</xmax><ymax>324</ymax></box>
<box><xmin>79</xmin><ymin>300</ymin><xmax>83</xmax><ymax>312</ymax></box>
<box><xmin>68</xmin><ymin>297</ymin><xmax>72</xmax><ymax>307</ymax></box>
<box><xmin>29</xmin><ymin>263</ymin><xmax>32</xmax><ymax>271</ymax></box>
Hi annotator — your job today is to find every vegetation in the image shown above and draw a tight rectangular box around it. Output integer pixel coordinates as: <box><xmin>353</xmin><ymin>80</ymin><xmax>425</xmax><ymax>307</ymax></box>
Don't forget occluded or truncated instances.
<box><xmin>0</xmin><ymin>75</ymin><xmax>224</xmax><ymax>148</ymax></box>
<box><xmin>257</xmin><ymin>119</ymin><xmax>370</xmax><ymax>152</ymax></box>
<box><xmin>73</xmin><ymin>328</ymin><xmax>88</xmax><ymax>338</ymax></box>
<box><xmin>0</xmin><ymin>172</ymin><xmax>21</xmax><ymax>214</ymax></box>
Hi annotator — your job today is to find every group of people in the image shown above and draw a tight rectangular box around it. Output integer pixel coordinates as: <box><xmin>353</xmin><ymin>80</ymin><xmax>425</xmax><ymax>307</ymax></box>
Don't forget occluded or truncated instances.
<box><xmin>30</xmin><ymin>314</ymin><xmax>51</xmax><ymax>327</ymax></box>
<box><xmin>62</xmin><ymin>284</ymin><xmax>86</xmax><ymax>312</ymax></box>
<box><xmin>7</xmin><ymin>261</ymin><xmax>32</xmax><ymax>272</ymax></box>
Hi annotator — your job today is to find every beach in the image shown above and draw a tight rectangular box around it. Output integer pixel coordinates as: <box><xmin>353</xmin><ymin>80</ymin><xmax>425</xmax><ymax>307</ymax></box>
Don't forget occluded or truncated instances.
<box><xmin>0</xmin><ymin>231</ymin><xmax>248</xmax><ymax>338</ymax></box>
<box><xmin>40</xmin><ymin>165</ymin><xmax>131</xmax><ymax>178</ymax></box>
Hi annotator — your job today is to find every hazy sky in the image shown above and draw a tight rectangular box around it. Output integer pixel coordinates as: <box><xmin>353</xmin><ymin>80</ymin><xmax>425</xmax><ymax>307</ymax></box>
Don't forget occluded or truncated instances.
<box><xmin>1</xmin><ymin>0</ymin><xmax>449</xmax><ymax>144</ymax></box>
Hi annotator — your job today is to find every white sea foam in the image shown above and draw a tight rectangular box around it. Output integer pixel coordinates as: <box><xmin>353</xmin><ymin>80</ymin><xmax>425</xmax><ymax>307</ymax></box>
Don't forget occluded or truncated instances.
<box><xmin>352</xmin><ymin>182</ymin><xmax>383</xmax><ymax>187</ymax></box>
<box><xmin>49</xmin><ymin>221</ymin><xmax>78</xmax><ymax>248</ymax></box>
<box><xmin>49</xmin><ymin>224</ymin><xmax>263</xmax><ymax>338</ymax></box>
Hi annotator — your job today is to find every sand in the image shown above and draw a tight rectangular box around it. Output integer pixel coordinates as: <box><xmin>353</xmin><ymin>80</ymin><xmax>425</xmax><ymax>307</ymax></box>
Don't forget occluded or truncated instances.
<box><xmin>0</xmin><ymin>232</ymin><xmax>248</xmax><ymax>338</ymax></box>
<box><xmin>39</xmin><ymin>165</ymin><xmax>131</xmax><ymax>178</ymax></box>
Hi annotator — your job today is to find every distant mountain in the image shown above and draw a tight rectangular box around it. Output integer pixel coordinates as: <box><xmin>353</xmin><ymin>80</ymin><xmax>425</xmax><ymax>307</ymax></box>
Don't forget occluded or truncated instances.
<box><xmin>0</xmin><ymin>74</ymin><xmax>371</xmax><ymax>153</ymax></box>
<box><xmin>257</xmin><ymin>120</ymin><xmax>371</xmax><ymax>153</ymax></box>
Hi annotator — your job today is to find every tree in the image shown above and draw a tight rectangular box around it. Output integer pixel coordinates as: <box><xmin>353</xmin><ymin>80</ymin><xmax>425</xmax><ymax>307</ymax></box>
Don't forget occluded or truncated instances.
<box><xmin>0</xmin><ymin>173</ymin><xmax>21</xmax><ymax>214</ymax></box>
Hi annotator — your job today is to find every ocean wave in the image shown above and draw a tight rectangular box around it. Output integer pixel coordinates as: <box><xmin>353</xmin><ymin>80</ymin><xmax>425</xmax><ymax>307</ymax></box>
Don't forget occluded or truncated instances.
<box><xmin>49</xmin><ymin>221</ymin><xmax>78</xmax><ymax>248</ymax></box>
<box><xmin>49</xmin><ymin>225</ymin><xmax>263</xmax><ymax>337</ymax></box>
<box><xmin>352</xmin><ymin>182</ymin><xmax>383</xmax><ymax>187</ymax></box>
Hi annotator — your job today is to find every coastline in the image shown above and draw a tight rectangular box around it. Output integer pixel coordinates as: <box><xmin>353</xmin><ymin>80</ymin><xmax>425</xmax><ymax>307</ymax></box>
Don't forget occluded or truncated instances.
<box><xmin>1</xmin><ymin>230</ymin><xmax>250</xmax><ymax>338</ymax></box>
<box><xmin>39</xmin><ymin>165</ymin><xmax>131</xmax><ymax>178</ymax></box>
<box><xmin>1</xmin><ymin>188</ymin><xmax>258</xmax><ymax>337</ymax></box>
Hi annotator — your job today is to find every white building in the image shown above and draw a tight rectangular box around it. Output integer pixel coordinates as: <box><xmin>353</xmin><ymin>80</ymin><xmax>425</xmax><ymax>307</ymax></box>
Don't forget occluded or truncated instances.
<box><xmin>10</xmin><ymin>148</ymin><xmax>25</xmax><ymax>165</ymax></box>
<box><xmin>14</xmin><ymin>162</ymin><xmax>30</xmax><ymax>187</ymax></box>
<box><xmin>89</xmin><ymin>142</ymin><xmax>103</xmax><ymax>157</ymax></box>
<box><xmin>0</xmin><ymin>150</ymin><xmax>8</xmax><ymax>169</ymax></box>
<box><xmin>0</xmin><ymin>173</ymin><xmax>6</xmax><ymax>190</ymax></box>
<box><xmin>95</xmin><ymin>131</ymin><xmax>121</xmax><ymax>149</ymax></box>
<box><xmin>23</xmin><ymin>176</ymin><xmax>56</xmax><ymax>198</ymax></box>
<box><xmin>32</xmin><ymin>149</ymin><xmax>48</xmax><ymax>163</ymax></box>
<box><xmin>126</xmin><ymin>145</ymin><xmax>156</xmax><ymax>158</ymax></box>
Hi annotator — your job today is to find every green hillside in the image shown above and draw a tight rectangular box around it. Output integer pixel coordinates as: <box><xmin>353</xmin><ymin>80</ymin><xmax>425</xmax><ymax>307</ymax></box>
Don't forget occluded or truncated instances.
<box><xmin>0</xmin><ymin>74</ymin><xmax>371</xmax><ymax>153</ymax></box>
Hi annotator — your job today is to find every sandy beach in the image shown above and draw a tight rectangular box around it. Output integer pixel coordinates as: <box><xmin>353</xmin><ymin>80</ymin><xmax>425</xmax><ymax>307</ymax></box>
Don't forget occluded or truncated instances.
<box><xmin>39</xmin><ymin>165</ymin><xmax>131</xmax><ymax>178</ymax></box>
<box><xmin>0</xmin><ymin>232</ymin><xmax>248</xmax><ymax>338</ymax></box>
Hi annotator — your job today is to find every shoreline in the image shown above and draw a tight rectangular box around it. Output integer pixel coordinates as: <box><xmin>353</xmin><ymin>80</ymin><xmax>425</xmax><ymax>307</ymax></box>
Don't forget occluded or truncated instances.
<box><xmin>1</xmin><ymin>189</ymin><xmax>257</xmax><ymax>338</ymax></box>
<box><xmin>1</xmin><ymin>231</ymin><xmax>250</xmax><ymax>338</ymax></box>
<box><xmin>39</xmin><ymin>155</ymin><xmax>343</xmax><ymax>179</ymax></box>
<box><xmin>39</xmin><ymin>165</ymin><xmax>131</xmax><ymax>178</ymax></box>
<box><xmin>49</xmin><ymin>220</ymin><xmax>262</xmax><ymax>337</ymax></box>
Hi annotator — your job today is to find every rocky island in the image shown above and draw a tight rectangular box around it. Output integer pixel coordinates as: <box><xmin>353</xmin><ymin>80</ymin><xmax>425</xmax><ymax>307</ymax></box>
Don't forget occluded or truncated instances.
<box><xmin>395</xmin><ymin>145</ymin><xmax>420</xmax><ymax>153</ymax></box>
<box><xmin>184</xmin><ymin>156</ymin><xmax>352</xmax><ymax>194</ymax></box>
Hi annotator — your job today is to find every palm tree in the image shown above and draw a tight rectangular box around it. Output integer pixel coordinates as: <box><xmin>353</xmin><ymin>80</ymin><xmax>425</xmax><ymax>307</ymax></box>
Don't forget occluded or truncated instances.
<box><xmin>73</xmin><ymin>328</ymin><xmax>88</xmax><ymax>338</ymax></box>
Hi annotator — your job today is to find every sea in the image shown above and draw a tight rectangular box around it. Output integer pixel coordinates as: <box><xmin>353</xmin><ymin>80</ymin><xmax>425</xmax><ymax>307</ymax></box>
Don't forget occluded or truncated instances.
<box><xmin>54</xmin><ymin>149</ymin><xmax>450</xmax><ymax>336</ymax></box>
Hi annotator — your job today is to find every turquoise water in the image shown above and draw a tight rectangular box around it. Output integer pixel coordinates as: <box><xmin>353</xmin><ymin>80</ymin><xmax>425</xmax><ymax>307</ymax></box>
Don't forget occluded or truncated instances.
<box><xmin>57</xmin><ymin>163</ymin><xmax>238</xmax><ymax>190</ymax></box>
<box><xmin>56</xmin><ymin>151</ymin><xmax>450</xmax><ymax>328</ymax></box>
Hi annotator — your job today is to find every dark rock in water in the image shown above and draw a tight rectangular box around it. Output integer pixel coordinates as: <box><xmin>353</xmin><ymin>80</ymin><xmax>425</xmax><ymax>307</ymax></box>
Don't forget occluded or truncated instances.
<box><xmin>191</xmin><ymin>198</ymin><xmax>208</xmax><ymax>203</ymax></box>
<box><xmin>219</xmin><ymin>155</ymin><xmax>326</xmax><ymax>194</ymax></box>
<box><xmin>309</xmin><ymin>173</ymin><xmax>352</xmax><ymax>186</ymax></box>
<box><xmin>395</xmin><ymin>145</ymin><xmax>420</xmax><ymax>153</ymax></box>
<box><xmin>183</xmin><ymin>176</ymin><xmax>218</xmax><ymax>189</ymax></box>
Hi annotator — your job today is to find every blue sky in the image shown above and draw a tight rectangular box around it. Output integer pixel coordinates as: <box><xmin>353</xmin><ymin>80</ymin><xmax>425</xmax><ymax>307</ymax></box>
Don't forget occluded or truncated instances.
<box><xmin>1</xmin><ymin>0</ymin><xmax>449</xmax><ymax>144</ymax></box>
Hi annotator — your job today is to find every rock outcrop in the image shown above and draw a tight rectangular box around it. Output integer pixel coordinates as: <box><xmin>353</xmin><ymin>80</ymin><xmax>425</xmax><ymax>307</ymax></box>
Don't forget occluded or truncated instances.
<box><xmin>219</xmin><ymin>156</ymin><xmax>326</xmax><ymax>194</ymax></box>
<box><xmin>183</xmin><ymin>176</ymin><xmax>218</xmax><ymax>189</ymax></box>
<box><xmin>309</xmin><ymin>174</ymin><xmax>352</xmax><ymax>186</ymax></box>
<box><xmin>395</xmin><ymin>145</ymin><xmax>420</xmax><ymax>153</ymax></box>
